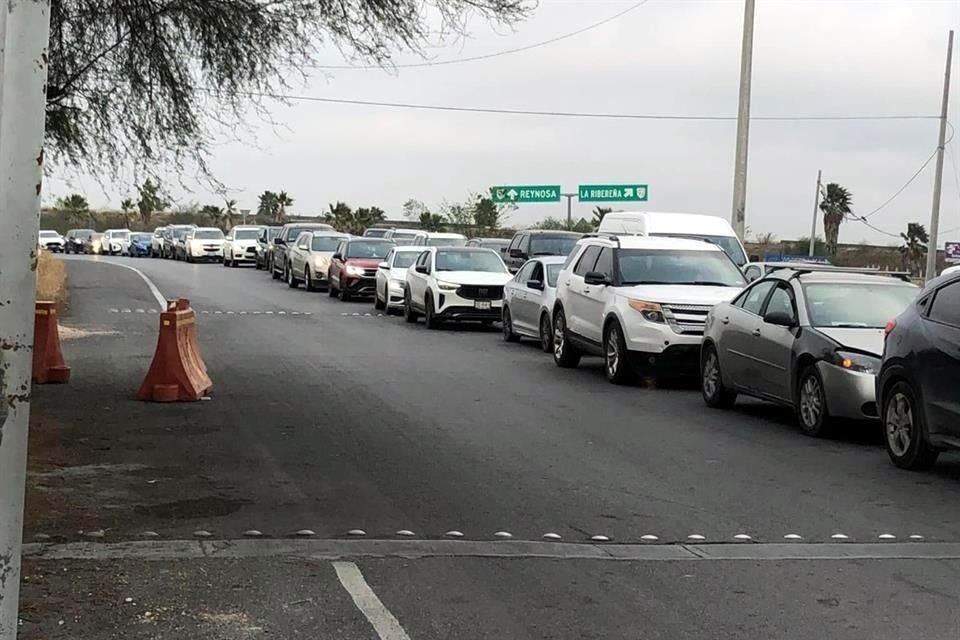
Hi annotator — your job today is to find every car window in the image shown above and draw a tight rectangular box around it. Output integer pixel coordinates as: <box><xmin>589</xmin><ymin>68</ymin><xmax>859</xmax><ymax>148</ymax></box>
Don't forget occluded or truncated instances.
<box><xmin>508</xmin><ymin>235</ymin><xmax>521</xmax><ymax>251</ymax></box>
<box><xmin>744</xmin><ymin>265</ymin><xmax>762</xmax><ymax>282</ymax></box>
<box><xmin>529</xmin><ymin>262</ymin><xmax>544</xmax><ymax>283</ymax></box>
<box><xmin>573</xmin><ymin>246</ymin><xmax>602</xmax><ymax>277</ymax></box>
<box><xmin>763</xmin><ymin>284</ymin><xmax>796</xmax><ymax>321</ymax></box>
<box><xmin>546</xmin><ymin>263</ymin><xmax>563</xmax><ymax>287</ymax></box>
<box><xmin>929</xmin><ymin>281</ymin><xmax>960</xmax><ymax>327</ymax></box>
<box><xmin>515</xmin><ymin>261</ymin><xmax>537</xmax><ymax>282</ymax></box>
<box><xmin>335</xmin><ymin>241</ymin><xmax>345</xmax><ymax>257</ymax></box>
<box><xmin>346</xmin><ymin>241</ymin><xmax>392</xmax><ymax>259</ymax></box>
<box><xmin>416</xmin><ymin>251</ymin><xmax>430</xmax><ymax>268</ymax></box>
<box><xmin>392</xmin><ymin>251</ymin><xmax>419</xmax><ymax>269</ymax></box>
<box><xmin>739</xmin><ymin>281</ymin><xmax>775</xmax><ymax>315</ymax></box>
<box><xmin>519</xmin><ymin>234</ymin><xmax>530</xmax><ymax>253</ymax></box>
<box><xmin>803</xmin><ymin>283</ymin><xmax>918</xmax><ymax>328</ymax></box>
<box><xmin>530</xmin><ymin>234</ymin><xmax>579</xmax><ymax>257</ymax></box>
<box><xmin>593</xmin><ymin>248</ymin><xmax>614</xmax><ymax>279</ymax></box>
<box><xmin>297</xmin><ymin>235</ymin><xmax>309</xmax><ymax>249</ymax></box>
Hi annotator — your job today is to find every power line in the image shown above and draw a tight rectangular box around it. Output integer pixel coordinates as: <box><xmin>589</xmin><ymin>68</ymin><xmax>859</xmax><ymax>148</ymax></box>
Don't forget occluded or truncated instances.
<box><xmin>236</xmin><ymin>91</ymin><xmax>939</xmax><ymax>121</ymax></box>
<box><xmin>313</xmin><ymin>0</ymin><xmax>652</xmax><ymax>70</ymax></box>
<box><xmin>846</xmin><ymin>213</ymin><xmax>901</xmax><ymax>239</ymax></box>
<box><xmin>861</xmin><ymin>147</ymin><xmax>938</xmax><ymax>218</ymax></box>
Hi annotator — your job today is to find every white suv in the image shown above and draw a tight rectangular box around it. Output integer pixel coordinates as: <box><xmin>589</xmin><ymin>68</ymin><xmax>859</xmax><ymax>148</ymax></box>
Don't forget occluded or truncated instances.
<box><xmin>403</xmin><ymin>247</ymin><xmax>513</xmax><ymax>328</ymax></box>
<box><xmin>222</xmin><ymin>225</ymin><xmax>264</xmax><ymax>267</ymax></box>
<box><xmin>552</xmin><ymin>235</ymin><xmax>746</xmax><ymax>383</ymax></box>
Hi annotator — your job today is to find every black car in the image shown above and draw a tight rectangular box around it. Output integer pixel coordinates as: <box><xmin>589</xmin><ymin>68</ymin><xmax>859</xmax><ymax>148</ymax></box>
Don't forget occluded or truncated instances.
<box><xmin>65</xmin><ymin>229</ymin><xmax>94</xmax><ymax>254</ymax></box>
<box><xmin>466</xmin><ymin>237</ymin><xmax>510</xmax><ymax>256</ymax></box>
<box><xmin>255</xmin><ymin>226</ymin><xmax>282</xmax><ymax>271</ymax></box>
<box><xmin>877</xmin><ymin>272</ymin><xmax>960</xmax><ymax>469</ymax></box>
<box><xmin>503</xmin><ymin>230</ymin><xmax>581</xmax><ymax>273</ymax></box>
<box><xmin>270</xmin><ymin>223</ymin><xmax>334</xmax><ymax>281</ymax></box>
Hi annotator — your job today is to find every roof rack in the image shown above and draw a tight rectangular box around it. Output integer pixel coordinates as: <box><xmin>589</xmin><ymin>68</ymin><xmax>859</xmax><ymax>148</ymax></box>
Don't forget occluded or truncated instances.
<box><xmin>770</xmin><ymin>264</ymin><xmax>913</xmax><ymax>282</ymax></box>
<box><xmin>579</xmin><ymin>232</ymin><xmax>620</xmax><ymax>246</ymax></box>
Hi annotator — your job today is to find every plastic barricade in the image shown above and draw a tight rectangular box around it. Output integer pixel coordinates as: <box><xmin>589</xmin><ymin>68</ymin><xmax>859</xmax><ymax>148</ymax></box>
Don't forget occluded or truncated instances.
<box><xmin>32</xmin><ymin>301</ymin><xmax>71</xmax><ymax>384</ymax></box>
<box><xmin>136</xmin><ymin>298</ymin><xmax>213</xmax><ymax>402</ymax></box>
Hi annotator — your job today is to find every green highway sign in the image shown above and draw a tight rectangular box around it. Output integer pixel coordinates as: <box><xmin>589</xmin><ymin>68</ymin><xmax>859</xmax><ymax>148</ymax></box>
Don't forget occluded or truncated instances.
<box><xmin>490</xmin><ymin>185</ymin><xmax>562</xmax><ymax>204</ymax></box>
<box><xmin>578</xmin><ymin>184</ymin><xmax>648</xmax><ymax>203</ymax></box>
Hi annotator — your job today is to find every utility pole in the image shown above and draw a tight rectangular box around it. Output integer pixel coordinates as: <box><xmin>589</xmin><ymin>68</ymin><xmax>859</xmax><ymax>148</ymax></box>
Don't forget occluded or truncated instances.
<box><xmin>927</xmin><ymin>30</ymin><xmax>954</xmax><ymax>282</ymax></box>
<box><xmin>0</xmin><ymin>2</ymin><xmax>53</xmax><ymax>638</ymax></box>
<box><xmin>562</xmin><ymin>193</ymin><xmax>576</xmax><ymax>230</ymax></box>
<box><xmin>809</xmin><ymin>169</ymin><xmax>822</xmax><ymax>257</ymax></box>
<box><xmin>730</xmin><ymin>0</ymin><xmax>756</xmax><ymax>241</ymax></box>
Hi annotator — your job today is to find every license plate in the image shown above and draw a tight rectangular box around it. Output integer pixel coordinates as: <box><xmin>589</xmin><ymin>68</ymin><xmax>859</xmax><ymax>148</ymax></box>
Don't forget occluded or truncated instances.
<box><xmin>474</xmin><ymin>300</ymin><xmax>491</xmax><ymax>310</ymax></box>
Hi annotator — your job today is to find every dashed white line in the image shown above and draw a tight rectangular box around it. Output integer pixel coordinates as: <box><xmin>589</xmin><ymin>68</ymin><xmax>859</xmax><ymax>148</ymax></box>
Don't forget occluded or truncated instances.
<box><xmin>333</xmin><ymin>561</ymin><xmax>412</xmax><ymax>640</ymax></box>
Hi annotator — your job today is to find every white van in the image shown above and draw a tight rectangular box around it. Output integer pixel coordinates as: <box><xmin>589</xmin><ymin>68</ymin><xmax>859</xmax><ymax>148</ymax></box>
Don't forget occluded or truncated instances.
<box><xmin>597</xmin><ymin>211</ymin><xmax>748</xmax><ymax>267</ymax></box>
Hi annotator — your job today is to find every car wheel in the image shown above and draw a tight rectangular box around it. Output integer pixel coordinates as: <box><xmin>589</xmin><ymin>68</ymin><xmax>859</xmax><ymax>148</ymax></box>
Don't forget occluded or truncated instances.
<box><xmin>552</xmin><ymin>308</ymin><xmax>581</xmax><ymax>368</ymax></box>
<box><xmin>701</xmin><ymin>343</ymin><xmax>737</xmax><ymax>409</ymax></box>
<box><xmin>604</xmin><ymin>321</ymin><xmax>634</xmax><ymax>385</ymax></box>
<box><xmin>374</xmin><ymin>284</ymin><xmax>386</xmax><ymax>310</ymax></box>
<box><xmin>286</xmin><ymin>263</ymin><xmax>299</xmax><ymax>288</ymax></box>
<box><xmin>424</xmin><ymin>294</ymin><xmax>440</xmax><ymax>330</ymax></box>
<box><xmin>222</xmin><ymin>255</ymin><xmax>229</xmax><ymax>267</ymax></box>
<box><xmin>884</xmin><ymin>381</ymin><xmax>939</xmax><ymax>470</ymax></box>
<box><xmin>271</xmin><ymin>261</ymin><xmax>281</xmax><ymax>280</ymax></box>
<box><xmin>796</xmin><ymin>365</ymin><xmax>832</xmax><ymax>437</ymax></box>
<box><xmin>304</xmin><ymin>267</ymin><xmax>315</xmax><ymax>292</ymax></box>
<box><xmin>339</xmin><ymin>283</ymin><xmax>352</xmax><ymax>301</ymax></box>
<box><xmin>403</xmin><ymin>291</ymin><xmax>419</xmax><ymax>323</ymax></box>
<box><xmin>539</xmin><ymin>312</ymin><xmax>553</xmax><ymax>353</ymax></box>
<box><xmin>501</xmin><ymin>306</ymin><xmax>520</xmax><ymax>342</ymax></box>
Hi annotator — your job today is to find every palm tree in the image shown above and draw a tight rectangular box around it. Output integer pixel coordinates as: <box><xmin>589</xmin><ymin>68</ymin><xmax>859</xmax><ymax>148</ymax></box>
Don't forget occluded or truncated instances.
<box><xmin>324</xmin><ymin>201</ymin><xmax>354</xmax><ymax>232</ymax></box>
<box><xmin>275</xmin><ymin>191</ymin><xmax>294</xmax><ymax>223</ymax></box>
<box><xmin>58</xmin><ymin>194</ymin><xmax>90</xmax><ymax>224</ymax></box>
<box><xmin>592</xmin><ymin>206</ymin><xmax>612</xmax><ymax>228</ymax></box>
<box><xmin>224</xmin><ymin>198</ymin><xmax>237</xmax><ymax>230</ymax></box>
<box><xmin>120</xmin><ymin>198</ymin><xmax>135</xmax><ymax>227</ymax></box>
<box><xmin>819</xmin><ymin>183</ymin><xmax>852</xmax><ymax>257</ymax></box>
<box><xmin>899</xmin><ymin>222</ymin><xmax>929</xmax><ymax>276</ymax></box>
<box><xmin>257</xmin><ymin>191</ymin><xmax>278</xmax><ymax>221</ymax></box>
<box><xmin>200</xmin><ymin>204</ymin><xmax>224</xmax><ymax>229</ymax></box>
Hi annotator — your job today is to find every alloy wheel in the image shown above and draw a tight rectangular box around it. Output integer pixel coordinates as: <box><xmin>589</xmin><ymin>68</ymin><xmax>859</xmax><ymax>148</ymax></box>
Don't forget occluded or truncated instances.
<box><xmin>553</xmin><ymin>315</ymin><xmax>565</xmax><ymax>359</ymax></box>
<box><xmin>886</xmin><ymin>392</ymin><xmax>914</xmax><ymax>457</ymax></box>
<box><xmin>799</xmin><ymin>375</ymin><xmax>823</xmax><ymax>428</ymax></box>
<box><xmin>702</xmin><ymin>351</ymin><xmax>720</xmax><ymax>399</ymax></box>
<box><xmin>605</xmin><ymin>327</ymin><xmax>621</xmax><ymax>378</ymax></box>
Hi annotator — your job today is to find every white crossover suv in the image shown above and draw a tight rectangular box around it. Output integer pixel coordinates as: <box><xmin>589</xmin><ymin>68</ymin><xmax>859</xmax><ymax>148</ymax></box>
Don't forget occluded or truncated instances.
<box><xmin>552</xmin><ymin>235</ymin><xmax>746</xmax><ymax>383</ymax></box>
<box><xmin>403</xmin><ymin>247</ymin><xmax>513</xmax><ymax>328</ymax></box>
<box><xmin>222</xmin><ymin>225</ymin><xmax>264</xmax><ymax>267</ymax></box>
<box><xmin>374</xmin><ymin>245</ymin><xmax>424</xmax><ymax>313</ymax></box>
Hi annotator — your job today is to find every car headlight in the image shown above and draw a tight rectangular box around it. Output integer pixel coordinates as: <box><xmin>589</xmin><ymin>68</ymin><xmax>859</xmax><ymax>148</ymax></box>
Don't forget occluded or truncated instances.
<box><xmin>345</xmin><ymin>265</ymin><xmax>365</xmax><ymax>276</ymax></box>
<box><xmin>830</xmin><ymin>350</ymin><xmax>880</xmax><ymax>374</ymax></box>
<box><xmin>628</xmin><ymin>299</ymin><xmax>666</xmax><ymax>323</ymax></box>
<box><xmin>437</xmin><ymin>280</ymin><xmax>459</xmax><ymax>291</ymax></box>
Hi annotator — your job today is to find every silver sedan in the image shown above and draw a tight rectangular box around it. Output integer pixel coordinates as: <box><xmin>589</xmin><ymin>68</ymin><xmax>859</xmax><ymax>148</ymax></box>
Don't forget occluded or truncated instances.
<box><xmin>501</xmin><ymin>256</ymin><xmax>566</xmax><ymax>352</ymax></box>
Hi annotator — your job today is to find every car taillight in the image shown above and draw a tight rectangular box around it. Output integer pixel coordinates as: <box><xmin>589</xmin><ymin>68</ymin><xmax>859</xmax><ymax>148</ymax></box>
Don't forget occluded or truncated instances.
<box><xmin>884</xmin><ymin>319</ymin><xmax>896</xmax><ymax>337</ymax></box>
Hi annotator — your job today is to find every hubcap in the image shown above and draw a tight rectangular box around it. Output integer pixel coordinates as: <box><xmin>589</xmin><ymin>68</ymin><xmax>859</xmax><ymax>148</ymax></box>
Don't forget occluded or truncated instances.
<box><xmin>703</xmin><ymin>352</ymin><xmax>719</xmax><ymax>398</ymax></box>
<box><xmin>886</xmin><ymin>392</ymin><xmax>914</xmax><ymax>457</ymax></box>
<box><xmin>605</xmin><ymin>328</ymin><xmax>620</xmax><ymax>376</ymax></box>
<box><xmin>553</xmin><ymin>316</ymin><xmax>565</xmax><ymax>358</ymax></box>
<box><xmin>503</xmin><ymin>310</ymin><xmax>511</xmax><ymax>337</ymax></box>
<box><xmin>799</xmin><ymin>375</ymin><xmax>823</xmax><ymax>427</ymax></box>
<box><xmin>541</xmin><ymin>316</ymin><xmax>550</xmax><ymax>348</ymax></box>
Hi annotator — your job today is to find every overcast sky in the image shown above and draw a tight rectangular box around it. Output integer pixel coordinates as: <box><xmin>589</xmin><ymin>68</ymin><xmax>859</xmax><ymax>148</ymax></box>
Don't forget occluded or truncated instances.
<box><xmin>47</xmin><ymin>0</ymin><xmax>960</xmax><ymax>247</ymax></box>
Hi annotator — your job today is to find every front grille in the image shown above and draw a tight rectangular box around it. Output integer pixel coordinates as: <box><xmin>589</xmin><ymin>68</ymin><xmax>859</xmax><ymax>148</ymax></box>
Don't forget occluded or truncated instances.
<box><xmin>456</xmin><ymin>285</ymin><xmax>504</xmax><ymax>300</ymax></box>
<box><xmin>662</xmin><ymin>304</ymin><xmax>713</xmax><ymax>335</ymax></box>
<box><xmin>362</xmin><ymin>268</ymin><xmax>378</xmax><ymax>278</ymax></box>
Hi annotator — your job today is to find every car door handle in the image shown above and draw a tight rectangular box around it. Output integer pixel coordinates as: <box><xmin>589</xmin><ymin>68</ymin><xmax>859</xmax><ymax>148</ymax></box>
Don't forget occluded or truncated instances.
<box><xmin>721</xmin><ymin>316</ymin><xmax>730</xmax><ymax>325</ymax></box>
<box><xmin>752</xmin><ymin>328</ymin><xmax>761</xmax><ymax>336</ymax></box>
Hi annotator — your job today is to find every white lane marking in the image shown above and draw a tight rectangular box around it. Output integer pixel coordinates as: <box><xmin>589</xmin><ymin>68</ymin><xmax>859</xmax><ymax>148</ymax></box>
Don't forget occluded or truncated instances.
<box><xmin>85</xmin><ymin>258</ymin><xmax>168</xmax><ymax>310</ymax></box>
<box><xmin>333</xmin><ymin>561</ymin><xmax>412</xmax><ymax>640</ymax></box>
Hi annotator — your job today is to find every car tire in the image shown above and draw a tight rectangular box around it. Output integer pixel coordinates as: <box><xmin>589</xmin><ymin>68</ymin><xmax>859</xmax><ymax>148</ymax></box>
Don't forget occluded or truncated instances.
<box><xmin>403</xmin><ymin>291</ymin><xmax>419</xmax><ymax>323</ymax></box>
<box><xmin>603</xmin><ymin>321</ymin><xmax>634</xmax><ymax>385</ymax></box>
<box><xmin>340</xmin><ymin>284</ymin><xmax>351</xmax><ymax>302</ymax></box>
<box><xmin>883</xmin><ymin>380</ymin><xmax>939</xmax><ymax>470</ymax></box>
<box><xmin>425</xmin><ymin>294</ymin><xmax>440</xmax><ymax>330</ymax></box>
<box><xmin>286</xmin><ymin>263</ymin><xmax>299</xmax><ymax>288</ymax></box>
<box><xmin>552</xmin><ymin>308</ymin><xmax>581</xmax><ymax>368</ymax></box>
<box><xmin>501</xmin><ymin>306</ymin><xmax>520</xmax><ymax>342</ymax></box>
<box><xmin>700</xmin><ymin>343</ymin><xmax>737</xmax><ymax>409</ymax></box>
<box><xmin>305</xmin><ymin>267</ymin><xmax>315</xmax><ymax>292</ymax></box>
<box><xmin>374</xmin><ymin>284</ymin><xmax>386</xmax><ymax>310</ymax></box>
<box><xmin>539</xmin><ymin>312</ymin><xmax>553</xmax><ymax>353</ymax></box>
<box><xmin>271</xmin><ymin>262</ymin><xmax>281</xmax><ymax>280</ymax></box>
<box><xmin>796</xmin><ymin>365</ymin><xmax>833</xmax><ymax>437</ymax></box>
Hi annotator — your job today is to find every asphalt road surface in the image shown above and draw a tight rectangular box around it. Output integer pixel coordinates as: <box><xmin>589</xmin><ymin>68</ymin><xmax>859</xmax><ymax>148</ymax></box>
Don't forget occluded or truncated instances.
<box><xmin>24</xmin><ymin>254</ymin><xmax>960</xmax><ymax>639</ymax></box>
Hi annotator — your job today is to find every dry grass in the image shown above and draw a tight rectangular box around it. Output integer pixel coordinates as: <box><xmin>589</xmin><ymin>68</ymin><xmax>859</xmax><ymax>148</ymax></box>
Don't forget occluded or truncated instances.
<box><xmin>36</xmin><ymin>251</ymin><xmax>66</xmax><ymax>304</ymax></box>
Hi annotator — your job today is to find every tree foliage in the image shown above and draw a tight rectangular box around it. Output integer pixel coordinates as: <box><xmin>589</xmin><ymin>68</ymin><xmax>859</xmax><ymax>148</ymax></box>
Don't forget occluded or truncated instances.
<box><xmin>45</xmin><ymin>0</ymin><xmax>530</xmax><ymax>182</ymax></box>
<box><xmin>592</xmin><ymin>207</ymin><xmax>612</xmax><ymax>228</ymax></box>
<box><xmin>57</xmin><ymin>193</ymin><xmax>90</xmax><ymax>223</ymax></box>
<box><xmin>419</xmin><ymin>211</ymin><xmax>446</xmax><ymax>231</ymax></box>
<box><xmin>200</xmin><ymin>204</ymin><xmax>225</xmax><ymax>228</ymax></box>
<box><xmin>534</xmin><ymin>216</ymin><xmax>567</xmax><ymax>230</ymax></box>
<box><xmin>403</xmin><ymin>199</ymin><xmax>429</xmax><ymax>221</ymax></box>
<box><xmin>257</xmin><ymin>191</ymin><xmax>279</xmax><ymax>220</ymax></box>
<box><xmin>899</xmin><ymin>222</ymin><xmax>929</xmax><ymax>276</ymax></box>
<box><xmin>323</xmin><ymin>201</ymin><xmax>386</xmax><ymax>234</ymax></box>
<box><xmin>135</xmin><ymin>178</ymin><xmax>169</xmax><ymax>226</ymax></box>
<box><xmin>819</xmin><ymin>182</ymin><xmax>852</xmax><ymax>258</ymax></box>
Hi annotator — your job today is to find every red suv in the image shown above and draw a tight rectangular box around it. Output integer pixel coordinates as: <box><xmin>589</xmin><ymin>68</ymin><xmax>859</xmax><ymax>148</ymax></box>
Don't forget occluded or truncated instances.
<box><xmin>328</xmin><ymin>238</ymin><xmax>396</xmax><ymax>301</ymax></box>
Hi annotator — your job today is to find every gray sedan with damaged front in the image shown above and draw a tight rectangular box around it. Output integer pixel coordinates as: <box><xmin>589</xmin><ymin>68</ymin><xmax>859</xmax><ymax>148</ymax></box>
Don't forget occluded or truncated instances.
<box><xmin>699</xmin><ymin>267</ymin><xmax>918</xmax><ymax>436</ymax></box>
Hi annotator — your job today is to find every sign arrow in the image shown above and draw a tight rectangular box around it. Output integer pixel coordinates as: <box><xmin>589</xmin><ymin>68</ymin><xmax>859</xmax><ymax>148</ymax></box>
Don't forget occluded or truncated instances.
<box><xmin>507</xmin><ymin>189</ymin><xmax>519</xmax><ymax>200</ymax></box>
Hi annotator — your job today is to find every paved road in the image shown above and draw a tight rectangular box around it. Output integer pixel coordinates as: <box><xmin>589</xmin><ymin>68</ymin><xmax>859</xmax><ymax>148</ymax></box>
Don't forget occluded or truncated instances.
<box><xmin>22</xmin><ymin>254</ymin><xmax>960</xmax><ymax>639</ymax></box>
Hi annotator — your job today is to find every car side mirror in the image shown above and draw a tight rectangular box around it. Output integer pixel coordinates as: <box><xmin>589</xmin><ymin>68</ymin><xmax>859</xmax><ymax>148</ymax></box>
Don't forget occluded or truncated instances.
<box><xmin>379</xmin><ymin>261</ymin><xmax>389</xmax><ymax>270</ymax></box>
<box><xmin>415</xmin><ymin>264</ymin><xmax>429</xmax><ymax>274</ymax></box>
<box><xmin>509</xmin><ymin>248</ymin><xmax>523</xmax><ymax>258</ymax></box>
<box><xmin>764</xmin><ymin>310</ymin><xmax>796</xmax><ymax>327</ymax></box>
<box><xmin>584</xmin><ymin>272</ymin><xmax>609</xmax><ymax>286</ymax></box>
<box><xmin>274</xmin><ymin>238</ymin><xmax>285</xmax><ymax>245</ymax></box>
<box><xmin>332</xmin><ymin>253</ymin><xmax>342</xmax><ymax>261</ymax></box>
<box><xmin>749</xmin><ymin>254</ymin><xmax>760</xmax><ymax>262</ymax></box>
<box><xmin>527</xmin><ymin>279</ymin><xmax>544</xmax><ymax>290</ymax></box>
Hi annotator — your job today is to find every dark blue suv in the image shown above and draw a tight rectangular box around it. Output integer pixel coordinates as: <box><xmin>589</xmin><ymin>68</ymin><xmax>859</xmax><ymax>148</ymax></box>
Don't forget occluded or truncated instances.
<box><xmin>877</xmin><ymin>272</ymin><xmax>960</xmax><ymax>469</ymax></box>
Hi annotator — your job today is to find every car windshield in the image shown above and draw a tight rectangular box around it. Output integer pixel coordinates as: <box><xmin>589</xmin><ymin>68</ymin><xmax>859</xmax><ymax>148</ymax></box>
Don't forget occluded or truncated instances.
<box><xmin>39</xmin><ymin>231</ymin><xmax>58</xmax><ymax>238</ymax></box>
<box><xmin>481</xmin><ymin>239</ymin><xmax>510</xmax><ymax>250</ymax></box>
<box><xmin>312</xmin><ymin>236</ymin><xmax>343</xmax><ymax>251</ymax></box>
<box><xmin>427</xmin><ymin>237</ymin><xmax>467</xmax><ymax>247</ymax></box>
<box><xmin>617</xmin><ymin>249</ymin><xmax>746</xmax><ymax>286</ymax></box>
<box><xmin>392</xmin><ymin>252</ymin><xmax>419</xmax><ymax>268</ymax></box>
<box><xmin>346</xmin><ymin>241</ymin><xmax>391</xmax><ymax>259</ymax></box>
<box><xmin>153</xmin><ymin>229</ymin><xmax>165</xmax><ymax>236</ymax></box>
<box><xmin>436</xmin><ymin>249</ymin><xmax>506</xmax><ymax>273</ymax></box>
<box><xmin>131</xmin><ymin>233</ymin><xmax>152</xmax><ymax>242</ymax></box>
<box><xmin>650</xmin><ymin>233</ymin><xmax>747</xmax><ymax>266</ymax></box>
<box><xmin>234</xmin><ymin>229</ymin><xmax>260</xmax><ymax>240</ymax></box>
<box><xmin>364</xmin><ymin>229</ymin><xmax>388</xmax><ymax>238</ymax></box>
<box><xmin>267</xmin><ymin>228</ymin><xmax>281</xmax><ymax>240</ymax></box>
<box><xmin>530</xmin><ymin>235</ymin><xmax>579</xmax><ymax>257</ymax></box>
<box><xmin>392</xmin><ymin>237</ymin><xmax>415</xmax><ymax>246</ymax></box>
<box><xmin>195</xmin><ymin>230</ymin><xmax>223</xmax><ymax>239</ymax></box>
<box><xmin>113</xmin><ymin>231</ymin><xmax>129</xmax><ymax>239</ymax></box>
<box><xmin>390</xmin><ymin>230</ymin><xmax>419</xmax><ymax>239</ymax></box>
<box><xmin>803</xmin><ymin>283</ymin><xmax>918</xmax><ymax>328</ymax></box>
<box><xmin>285</xmin><ymin>226</ymin><xmax>324</xmax><ymax>241</ymax></box>
<box><xmin>546</xmin><ymin>263</ymin><xmax>563</xmax><ymax>287</ymax></box>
